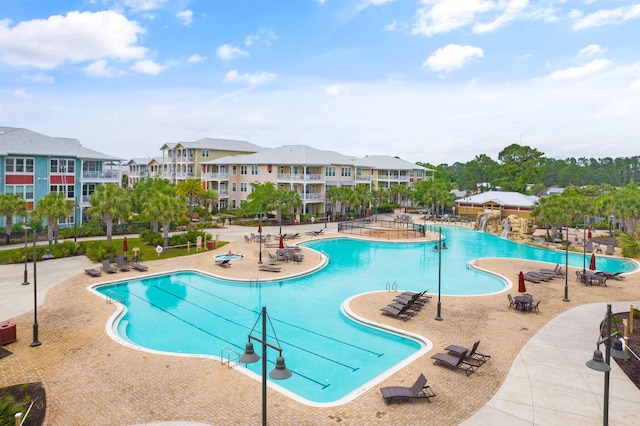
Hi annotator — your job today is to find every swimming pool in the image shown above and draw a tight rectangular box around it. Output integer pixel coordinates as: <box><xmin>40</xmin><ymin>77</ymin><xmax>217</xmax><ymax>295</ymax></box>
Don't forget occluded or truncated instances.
<box><xmin>94</xmin><ymin>226</ymin><xmax>636</xmax><ymax>405</ymax></box>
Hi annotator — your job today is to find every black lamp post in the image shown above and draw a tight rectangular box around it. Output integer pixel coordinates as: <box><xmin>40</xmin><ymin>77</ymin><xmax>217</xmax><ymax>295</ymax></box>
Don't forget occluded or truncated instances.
<box><xmin>434</xmin><ymin>226</ymin><xmax>447</xmax><ymax>321</ymax></box>
<box><xmin>256</xmin><ymin>208</ymin><xmax>266</xmax><ymax>264</ymax></box>
<box><xmin>563</xmin><ymin>225</ymin><xmax>570</xmax><ymax>302</ymax></box>
<box><xmin>30</xmin><ymin>226</ymin><xmax>41</xmax><ymax>347</ymax></box>
<box><xmin>22</xmin><ymin>223</ymin><xmax>30</xmax><ymax>286</ymax></box>
<box><xmin>585</xmin><ymin>304</ymin><xmax>630</xmax><ymax>426</ymax></box>
<box><xmin>583</xmin><ymin>217</ymin><xmax>587</xmax><ymax>277</ymax></box>
<box><xmin>73</xmin><ymin>205</ymin><xmax>80</xmax><ymax>243</ymax></box>
<box><xmin>240</xmin><ymin>306</ymin><xmax>292</xmax><ymax>426</ymax></box>
<box><xmin>324</xmin><ymin>209</ymin><xmax>328</xmax><ymax>229</ymax></box>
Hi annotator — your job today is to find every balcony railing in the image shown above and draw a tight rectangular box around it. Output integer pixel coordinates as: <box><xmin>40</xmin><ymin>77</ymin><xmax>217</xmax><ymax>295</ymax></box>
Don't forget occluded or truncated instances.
<box><xmin>299</xmin><ymin>192</ymin><xmax>325</xmax><ymax>200</ymax></box>
<box><xmin>203</xmin><ymin>172</ymin><xmax>230</xmax><ymax>180</ymax></box>
<box><xmin>278</xmin><ymin>173</ymin><xmax>324</xmax><ymax>181</ymax></box>
<box><xmin>82</xmin><ymin>171</ymin><xmax>121</xmax><ymax>180</ymax></box>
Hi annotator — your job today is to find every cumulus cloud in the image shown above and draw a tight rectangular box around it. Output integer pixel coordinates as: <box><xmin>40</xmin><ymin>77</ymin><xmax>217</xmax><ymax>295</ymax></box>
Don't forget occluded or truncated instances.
<box><xmin>325</xmin><ymin>84</ymin><xmax>351</xmax><ymax>96</ymax></box>
<box><xmin>23</xmin><ymin>73</ymin><xmax>54</xmax><ymax>84</ymax></box>
<box><xmin>130</xmin><ymin>59</ymin><xmax>165</xmax><ymax>75</ymax></box>
<box><xmin>224</xmin><ymin>70</ymin><xmax>276</xmax><ymax>86</ymax></box>
<box><xmin>423</xmin><ymin>44</ymin><xmax>483</xmax><ymax>73</ymax></box>
<box><xmin>84</xmin><ymin>59</ymin><xmax>121</xmax><ymax>77</ymax></box>
<box><xmin>177</xmin><ymin>10</ymin><xmax>193</xmax><ymax>26</ymax></box>
<box><xmin>244</xmin><ymin>28</ymin><xmax>278</xmax><ymax>47</ymax></box>
<box><xmin>217</xmin><ymin>44</ymin><xmax>249</xmax><ymax>60</ymax></box>
<box><xmin>579</xmin><ymin>44</ymin><xmax>605</xmax><ymax>57</ymax></box>
<box><xmin>473</xmin><ymin>0</ymin><xmax>528</xmax><ymax>33</ymax></box>
<box><xmin>572</xmin><ymin>4</ymin><xmax>640</xmax><ymax>30</ymax></box>
<box><xmin>413</xmin><ymin>0</ymin><xmax>495</xmax><ymax>36</ymax></box>
<box><xmin>123</xmin><ymin>0</ymin><xmax>169</xmax><ymax>12</ymax></box>
<box><xmin>12</xmin><ymin>88</ymin><xmax>32</xmax><ymax>98</ymax></box>
<box><xmin>187</xmin><ymin>54</ymin><xmax>205</xmax><ymax>63</ymax></box>
<box><xmin>0</xmin><ymin>11</ymin><xmax>147</xmax><ymax>69</ymax></box>
<box><xmin>544</xmin><ymin>59</ymin><xmax>612</xmax><ymax>80</ymax></box>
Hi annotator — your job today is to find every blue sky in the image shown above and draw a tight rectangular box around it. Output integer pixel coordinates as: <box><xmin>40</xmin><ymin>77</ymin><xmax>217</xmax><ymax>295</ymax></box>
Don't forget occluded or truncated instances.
<box><xmin>1</xmin><ymin>0</ymin><xmax>639</xmax><ymax>165</ymax></box>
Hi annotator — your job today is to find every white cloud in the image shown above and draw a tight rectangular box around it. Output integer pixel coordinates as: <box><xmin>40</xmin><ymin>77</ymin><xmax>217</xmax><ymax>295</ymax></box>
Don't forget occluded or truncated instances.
<box><xmin>579</xmin><ymin>44</ymin><xmax>605</xmax><ymax>57</ymax></box>
<box><xmin>176</xmin><ymin>10</ymin><xmax>193</xmax><ymax>26</ymax></box>
<box><xmin>224</xmin><ymin>70</ymin><xmax>276</xmax><ymax>86</ymax></box>
<box><xmin>473</xmin><ymin>0</ymin><xmax>528</xmax><ymax>33</ymax></box>
<box><xmin>187</xmin><ymin>54</ymin><xmax>205</xmax><ymax>63</ymax></box>
<box><xmin>130</xmin><ymin>59</ymin><xmax>165</xmax><ymax>75</ymax></box>
<box><xmin>325</xmin><ymin>84</ymin><xmax>351</xmax><ymax>96</ymax></box>
<box><xmin>572</xmin><ymin>4</ymin><xmax>640</xmax><ymax>30</ymax></box>
<box><xmin>631</xmin><ymin>78</ymin><xmax>640</xmax><ymax>91</ymax></box>
<box><xmin>84</xmin><ymin>59</ymin><xmax>121</xmax><ymax>77</ymax></box>
<box><xmin>217</xmin><ymin>44</ymin><xmax>249</xmax><ymax>60</ymax></box>
<box><xmin>423</xmin><ymin>44</ymin><xmax>483</xmax><ymax>73</ymax></box>
<box><xmin>413</xmin><ymin>0</ymin><xmax>495</xmax><ymax>36</ymax></box>
<box><xmin>23</xmin><ymin>73</ymin><xmax>54</xmax><ymax>84</ymax></box>
<box><xmin>244</xmin><ymin>28</ymin><xmax>278</xmax><ymax>47</ymax></box>
<box><xmin>12</xmin><ymin>88</ymin><xmax>32</xmax><ymax>98</ymax></box>
<box><xmin>544</xmin><ymin>59</ymin><xmax>612</xmax><ymax>80</ymax></box>
<box><xmin>0</xmin><ymin>11</ymin><xmax>147</xmax><ymax>69</ymax></box>
<box><xmin>123</xmin><ymin>0</ymin><xmax>168</xmax><ymax>12</ymax></box>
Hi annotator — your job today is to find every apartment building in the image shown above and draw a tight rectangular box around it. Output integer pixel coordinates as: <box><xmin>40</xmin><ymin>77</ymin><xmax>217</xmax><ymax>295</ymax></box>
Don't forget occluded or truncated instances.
<box><xmin>0</xmin><ymin>127</ymin><xmax>122</xmax><ymax>229</ymax></box>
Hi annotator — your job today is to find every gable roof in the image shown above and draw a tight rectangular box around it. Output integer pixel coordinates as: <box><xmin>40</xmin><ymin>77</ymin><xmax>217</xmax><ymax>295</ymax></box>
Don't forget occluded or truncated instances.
<box><xmin>457</xmin><ymin>191</ymin><xmax>539</xmax><ymax>207</ymax></box>
<box><xmin>0</xmin><ymin>127</ymin><xmax>122</xmax><ymax>161</ymax></box>
<box><xmin>355</xmin><ymin>155</ymin><xmax>431</xmax><ymax>172</ymax></box>
<box><xmin>204</xmin><ymin>144</ymin><xmax>358</xmax><ymax>166</ymax></box>
<box><xmin>161</xmin><ymin>137</ymin><xmax>264</xmax><ymax>153</ymax></box>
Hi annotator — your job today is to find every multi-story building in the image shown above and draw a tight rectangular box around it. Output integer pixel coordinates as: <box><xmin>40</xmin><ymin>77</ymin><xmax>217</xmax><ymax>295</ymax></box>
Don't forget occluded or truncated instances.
<box><xmin>125</xmin><ymin>157</ymin><xmax>163</xmax><ymax>186</ymax></box>
<box><xmin>202</xmin><ymin>145</ymin><xmax>433</xmax><ymax>214</ymax></box>
<box><xmin>0</xmin><ymin>127</ymin><xmax>122</xmax><ymax>229</ymax></box>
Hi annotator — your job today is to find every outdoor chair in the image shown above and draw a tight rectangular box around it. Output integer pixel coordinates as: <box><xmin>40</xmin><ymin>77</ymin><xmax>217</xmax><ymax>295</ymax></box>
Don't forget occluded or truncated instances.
<box><xmin>444</xmin><ymin>340</ymin><xmax>491</xmax><ymax>366</ymax></box>
<box><xmin>259</xmin><ymin>265</ymin><xmax>281</xmax><ymax>273</ymax></box>
<box><xmin>85</xmin><ymin>268</ymin><xmax>102</xmax><ymax>277</ymax></box>
<box><xmin>379</xmin><ymin>373</ymin><xmax>436</xmax><ymax>405</ymax></box>
<box><xmin>215</xmin><ymin>259</ymin><xmax>231</xmax><ymax>268</ymax></box>
<box><xmin>528</xmin><ymin>300</ymin><xmax>541</xmax><ymax>314</ymax></box>
<box><xmin>539</xmin><ymin>264</ymin><xmax>564</xmax><ymax>277</ymax></box>
<box><xmin>605</xmin><ymin>244</ymin><xmax>614</xmax><ymax>255</ymax></box>
<box><xmin>115</xmin><ymin>255</ymin><xmax>131</xmax><ymax>272</ymax></box>
<box><xmin>131</xmin><ymin>262</ymin><xmax>148</xmax><ymax>272</ymax></box>
<box><xmin>508</xmin><ymin>294</ymin><xmax>516</xmax><ymax>309</ymax></box>
<box><xmin>430</xmin><ymin>349</ymin><xmax>477</xmax><ymax>376</ymax></box>
<box><xmin>380</xmin><ymin>304</ymin><xmax>415</xmax><ymax>321</ymax></box>
<box><xmin>101</xmin><ymin>259</ymin><xmax>117</xmax><ymax>274</ymax></box>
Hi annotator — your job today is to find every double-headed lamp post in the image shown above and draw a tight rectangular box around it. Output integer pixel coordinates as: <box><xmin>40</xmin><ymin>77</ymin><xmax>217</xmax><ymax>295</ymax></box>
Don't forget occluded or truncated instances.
<box><xmin>240</xmin><ymin>306</ymin><xmax>292</xmax><ymax>426</ymax></box>
<box><xmin>30</xmin><ymin>225</ymin><xmax>41</xmax><ymax>347</ymax></box>
<box><xmin>585</xmin><ymin>304</ymin><xmax>630</xmax><ymax>426</ymax></box>
<box><xmin>433</xmin><ymin>226</ymin><xmax>447</xmax><ymax>321</ymax></box>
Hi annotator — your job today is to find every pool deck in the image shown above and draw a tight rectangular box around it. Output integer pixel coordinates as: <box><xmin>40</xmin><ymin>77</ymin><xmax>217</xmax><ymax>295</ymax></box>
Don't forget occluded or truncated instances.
<box><xmin>1</xmin><ymin>220</ymin><xmax>639</xmax><ymax>425</ymax></box>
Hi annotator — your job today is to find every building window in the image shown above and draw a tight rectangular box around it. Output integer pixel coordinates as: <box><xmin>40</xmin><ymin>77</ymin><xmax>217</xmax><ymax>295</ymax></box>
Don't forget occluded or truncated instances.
<box><xmin>341</xmin><ymin>167</ymin><xmax>351</xmax><ymax>177</ymax></box>
<box><xmin>240</xmin><ymin>165</ymin><xmax>247</xmax><ymax>175</ymax></box>
<box><xmin>240</xmin><ymin>183</ymin><xmax>247</xmax><ymax>192</ymax></box>
<box><xmin>232</xmin><ymin>165</ymin><xmax>237</xmax><ymax>175</ymax></box>
<box><xmin>50</xmin><ymin>185</ymin><xmax>75</xmax><ymax>199</ymax></box>
<box><xmin>5</xmin><ymin>185</ymin><xmax>34</xmax><ymax>200</ymax></box>
<box><xmin>50</xmin><ymin>159</ymin><xmax>75</xmax><ymax>174</ymax></box>
<box><xmin>202</xmin><ymin>149</ymin><xmax>209</xmax><ymax>158</ymax></box>
<box><xmin>325</xmin><ymin>166</ymin><xmax>336</xmax><ymax>177</ymax></box>
<box><xmin>232</xmin><ymin>182</ymin><xmax>237</xmax><ymax>192</ymax></box>
<box><xmin>5</xmin><ymin>157</ymin><xmax>34</xmax><ymax>173</ymax></box>
<box><xmin>251</xmin><ymin>165</ymin><xmax>259</xmax><ymax>175</ymax></box>
<box><xmin>231</xmin><ymin>200</ymin><xmax>237</xmax><ymax>209</ymax></box>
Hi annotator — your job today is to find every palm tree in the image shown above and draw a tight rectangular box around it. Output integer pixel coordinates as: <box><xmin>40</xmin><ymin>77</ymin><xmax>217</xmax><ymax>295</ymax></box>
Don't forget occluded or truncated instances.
<box><xmin>156</xmin><ymin>193</ymin><xmax>187</xmax><ymax>247</ymax></box>
<box><xmin>87</xmin><ymin>183</ymin><xmax>130</xmax><ymax>244</ymax></box>
<box><xmin>31</xmin><ymin>192</ymin><xmax>73</xmax><ymax>245</ymax></box>
<box><xmin>0</xmin><ymin>193</ymin><xmax>27</xmax><ymax>244</ymax></box>
<box><xmin>177</xmin><ymin>179</ymin><xmax>206</xmax><ymax>229</ymax></box>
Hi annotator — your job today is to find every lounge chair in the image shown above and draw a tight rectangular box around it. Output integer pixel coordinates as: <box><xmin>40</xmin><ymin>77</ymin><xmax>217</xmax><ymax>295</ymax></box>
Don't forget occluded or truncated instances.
<box><xmin>596</xmin><ymin>271</ymin><xmax>625</xmax><ymax>281</ymax></box>
<box><xmin>101</xmin><ymin>259</ymin><xmax>117</xmax><ymax>274</ymax></box>
<box><xmin>381</xmin><ymin>304</ymin><xmax>415</xmax><ymax>321</ymax></box>
<box><xmin>539</xmin><ymin>264</ymin><xmax>564</xmax><ymax>277</ymax></box>
<box><xmin>85</xmin><ymin>268</ymin><xmax>102</xmax><ymax>277</ymax></box>
<box><xmin>131</xmin><ymin>262</ymin><xmax>148</xmax><ymax>272</ymax></box>
<box><xmin>215</xmin><ymin>259</ymin><xmax>231</xmax><ymax>268</ymax></box>
<box><xmin>445</xmin><ymin>341</ymin><xmax>491</xmax><ymax>366</ymax></box>
<box><xmin>528</xmin><ymin>300</ymin><xmax>541</xmax><ymax>314</ymax></box>
<box><xmin>605</xmin><ymin>244</ymin><xmax>614</xmax><ymax>255</ymax></box>
<box><xmin>379</xmin><ymin>373</ymin><xmax>436</xmax><ymax>404</ymax></box>
<box><xmin>431</xmin><ymin>349</ymin><xmax>477</xmax><ymax>376</ymax></box>
<box><xmin>522</xmin><ymin>272</ymin><xmax>541</xmax><ymax>283</ymax></box>
<box><xmin>259</xmin><ymin>265</ymin><xmax>282</xmax><ymax>272</ymax></box>
<box><xmin>114</xmin><ymin>255</ymin><xmax>131</xmax><ymax>272</ymax></box>
<box><xmin>585</xmin><ymin>241</ymin><xmax>593</xmax><ymax>254</ymax></box>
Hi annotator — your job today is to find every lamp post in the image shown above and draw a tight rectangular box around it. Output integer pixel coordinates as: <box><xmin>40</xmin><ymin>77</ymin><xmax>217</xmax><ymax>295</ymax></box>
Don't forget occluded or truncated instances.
<box><xmin>583</xmin><ymin>217</ymin><xmax>587</xmax><ymax>277</ymax></box>
<box><xmin>608</xmin><ymin>213</ymin><xmax>614</xmax><ymax>238</ymax></box>
<box><xmin>30</xmin><ymin>226</ymin><xmax>41</xmax><ymax>347</ymax></box>
<box><xmin>73</xmin><ymin>205</ymin><xmax>80</xmax><ymax>243</ymax></box>
<box><xmin>256</xmin><ymin>208</ymin><xmax>266</xmax><ymax>264</ymax></box>
<box><xmin>563</xmin><ymin>225</ymin><xmax>570</xmax><ymax>302</ymax></box>
<box><xmin>434</xmin><ymin>226</ymin><xmax>447</xmax><ymax>321</ymax></box>
<box><xmin>240</xmin><ymin>306</ymin><xmax>292</xmax><ymax>426</ymax></box>
<box><xmin>585</xmin><ymin>304</ymin><xmax>630</xmax><ymax>426</ymax></box>
<box><xmin>22</xmin><ymin>223</ymin><xmax>30</xmax><ymax>286</ymax></box>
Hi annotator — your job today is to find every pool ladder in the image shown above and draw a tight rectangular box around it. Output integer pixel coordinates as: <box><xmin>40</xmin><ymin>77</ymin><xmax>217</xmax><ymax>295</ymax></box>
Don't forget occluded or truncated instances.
<box><xmin>220</xmin><ymin>347</ymin><xmax>242</xmax><ymax>369</ymax></box>
<box><xmin>385</xmin><ymin>281</ymin><xmax>398</xmax><ymax>292</ymax></box>
<box><xmin>105</xmin><ymin>290</ymin><xmax>125</xmax><ymax>304</ymax></box>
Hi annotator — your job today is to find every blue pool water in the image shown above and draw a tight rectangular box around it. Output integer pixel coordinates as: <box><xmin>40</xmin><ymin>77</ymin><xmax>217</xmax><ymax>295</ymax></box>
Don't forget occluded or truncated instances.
<box><xmin>95</xmin><ymin>226</ymin><xmax>636</xmax><ymax>404</ymax></box>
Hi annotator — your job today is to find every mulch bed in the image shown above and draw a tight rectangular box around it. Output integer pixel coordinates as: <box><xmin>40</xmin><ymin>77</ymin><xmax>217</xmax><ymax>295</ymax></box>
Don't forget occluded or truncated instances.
<box><xmin>0</xmin><ymin>382</ymin><xmax>46</xmax><ymax>425</ymax></box>
<box><xmin>612</xmin><ymin>311</ymin><xmax>640</xmax><ymax>388</ymax></box>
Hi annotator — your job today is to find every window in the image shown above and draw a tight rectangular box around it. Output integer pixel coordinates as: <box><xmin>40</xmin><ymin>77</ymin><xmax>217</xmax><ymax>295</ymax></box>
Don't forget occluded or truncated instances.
<box><xmin>251</xmin><ymin>165</ymin><xmax>259</xmax><ymax>175</ymax></box>
<box><xmin>231</xmin><ymin>200</ymin><xmax>237</xmax><ymax>209</ymax></box>
<box><xmin>240</xmin><ymin>183</ymin><xmax>247</xmax><ymax>192</ymax></box>
<box><xmin>232</xmin><ymin>182</ymin><xmax>237</xmax><ymax>192</ymax></box>
<box><xmin>341</xmin><ymin>167</ymin><xmax>352</xmax><ymax>177</ymax></box>
<box><xmin>5</xmin><ymin>157</ymin><xmax>34</xmax><ymax>173</ymax></box>
<box><xmin>6</xmin><ymin>185</ymin><xmax>35</xmax><ymax>200</ymax></box>
<box><xmin>202</xmin><ymin>149</ymin><xmax>209</xmax><ymax>158</ymax></box>
<box><xmin>232</xmin><ymin>165</ymin><xmax>237</xmax><ymax>175</ymax></box>
<box><xmin>325</xmin><ymin>166</ymin><xmax>336</xmax><ymax>177</ymax></box>
<box><xmin>50</xmin><ymin>159</ymin><xmax>75</xmax><ymax>174</ymax></box>
<box><xmin>50</xmin><ymin>185</ymin><xmax>75</xmax><ymax>199</ymax></box>
<box><xmin>240</xmin><ymin>165</ymin><xmax>247</xmax><ymax>175</ymax></box>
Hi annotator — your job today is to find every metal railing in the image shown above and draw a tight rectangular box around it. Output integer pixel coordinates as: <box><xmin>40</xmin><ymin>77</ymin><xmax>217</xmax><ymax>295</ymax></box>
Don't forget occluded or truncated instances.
<box><xmin>338</xmin><ymin>216</ymin><xmax>426</xmax><ymax>239</ymax></box>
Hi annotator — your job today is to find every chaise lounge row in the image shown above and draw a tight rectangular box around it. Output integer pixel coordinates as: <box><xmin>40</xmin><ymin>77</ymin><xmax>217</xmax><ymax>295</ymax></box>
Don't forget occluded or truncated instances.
<box><xmin>380</xmin><ymin>291</ymin><xmax>431</xmax><ymax>321</ymax></box>
<box><xmin>430</xmin><ymin>340</ymin><xmax>491</xmax><ymax>377</ymax></box>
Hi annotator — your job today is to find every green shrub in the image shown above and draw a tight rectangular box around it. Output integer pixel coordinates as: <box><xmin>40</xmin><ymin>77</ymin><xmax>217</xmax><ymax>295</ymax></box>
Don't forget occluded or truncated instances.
<box><xmin>84</xmin><ymin>241</ymin><xmax>117</xmax><ymax>262</ymax></box>
<box><xmin>0</xmin><ymin>394</ymin><xmax>23</xmax><ymax>424</ymax></box>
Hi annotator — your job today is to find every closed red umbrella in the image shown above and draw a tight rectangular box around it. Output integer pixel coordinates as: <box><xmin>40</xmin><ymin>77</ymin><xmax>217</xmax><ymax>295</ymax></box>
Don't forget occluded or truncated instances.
<box><xmin>258</xmin><ymin>222</ymin><xmax>262</xmax><ymax>234</ymax></box>
<box><xmin>587</xmin><ymin>228</ymin><xmax>592</xmax><ymax>239</ymax></box>
<box><xmin>590</xmin><ymin>253</ymin><xmax>597</xmax><ymax>270</ymax></box>
<box><xmin>122</xmin><ymin>235</ymin><xmax>128</xmax><ymax>253</ymax></box>
<box><xmin>518</xmin><ymin>271</ymin><xmax>526</xmax><ymax>293</ymax></box>
<box><xmin>279</xmin><ymin>234</ymin><xmax>284</xmax><ymax>249</ymax></box>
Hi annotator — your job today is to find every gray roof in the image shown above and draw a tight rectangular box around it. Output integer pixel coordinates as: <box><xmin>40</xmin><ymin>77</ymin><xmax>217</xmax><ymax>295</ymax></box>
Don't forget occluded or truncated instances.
<box><xmin>355</xmin><ymin>155</ymin><xmax>432</xmax><ymax>171</ymax></box>
<box><xmin>203</xmin><ymin>144</ymin><xmax>358</xmax><ymax>166</ymax></box>
<box><xmin>162</xmin><ymin>137</ymin><xmax>264</xmax><ymax>153</ymax></box>
<box><xmin>0</xmin><ymin>127</ymin><xmax>123</xmax><ymax>161</ymax></box>
<box><xmin>126</xmin><ymin>157</ymin><xmax>162</xmax><ymax>165</ymax></box>
<box><xmin>456</xmin><ymin>191</ymin><xmax>539</xmax><ymax>207</ymax></box>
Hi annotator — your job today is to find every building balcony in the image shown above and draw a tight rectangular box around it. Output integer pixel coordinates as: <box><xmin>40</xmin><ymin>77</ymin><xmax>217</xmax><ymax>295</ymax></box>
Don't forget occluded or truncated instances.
<box><xmin>278</xmin><ymin>173</ymin><xmax>324</xmax><ymax>182</ymax></box>
<box><xmin>203</xmin><ymin>172</ymin><xmax>229</xmax><ymax>180</ymax></box>
<box><xmin>82</xmin><ymin>171</ymin><xmax>121</xmax><ymax>180</ymax></box>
